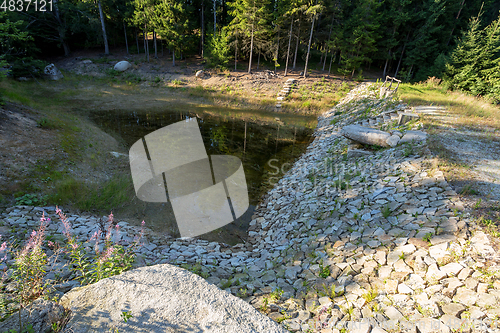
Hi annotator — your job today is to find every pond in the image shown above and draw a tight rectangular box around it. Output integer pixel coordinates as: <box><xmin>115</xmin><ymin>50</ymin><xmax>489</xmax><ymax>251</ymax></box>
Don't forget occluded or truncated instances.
<box><xmin>89</xmin><ymin>106</ymin><xmax>316</xmax><ymax>244</ymax></box>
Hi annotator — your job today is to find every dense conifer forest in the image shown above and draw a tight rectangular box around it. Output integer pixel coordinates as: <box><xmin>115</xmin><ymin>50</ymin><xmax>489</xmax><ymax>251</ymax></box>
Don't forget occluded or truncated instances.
<box><xmin>1</xmin><ymin>0</ymin><xmax>499</xmax><ymax>101</ymax></box>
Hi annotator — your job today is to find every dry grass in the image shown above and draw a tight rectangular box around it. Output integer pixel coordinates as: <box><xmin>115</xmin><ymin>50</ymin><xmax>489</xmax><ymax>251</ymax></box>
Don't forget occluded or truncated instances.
<box><xmin>397</xmin><ymin>80</ymin><xmax>500</xmax><ymax>130</ymax></box>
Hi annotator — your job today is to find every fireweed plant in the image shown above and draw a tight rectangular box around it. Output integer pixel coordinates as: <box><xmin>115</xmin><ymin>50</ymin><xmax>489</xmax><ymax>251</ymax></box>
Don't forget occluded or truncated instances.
<box><xmin>55</xmin><ymin>207</ymin><xmax>144</xmax><ymax>285</ymax></box>
<box><xmin>0</xmin><ymin>208</ymin><xmax>145</xmax><ymax>327</ymax></box>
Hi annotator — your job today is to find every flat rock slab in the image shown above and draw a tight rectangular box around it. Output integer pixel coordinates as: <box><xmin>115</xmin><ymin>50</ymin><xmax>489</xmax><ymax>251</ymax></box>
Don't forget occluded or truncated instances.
<box><xmin>397</xmin><ymin>112</ymin><xmax>419</xmax><ymax>125</ymax></box>
<box><xmin>60</xmin><ymin>264</ymin><xmax>288</xmax><ymax>333</ymax></box>
<box><xmin>340</xmin><ymin>125</ymin><xmax>392</xmax><ymax>147</ymax></box>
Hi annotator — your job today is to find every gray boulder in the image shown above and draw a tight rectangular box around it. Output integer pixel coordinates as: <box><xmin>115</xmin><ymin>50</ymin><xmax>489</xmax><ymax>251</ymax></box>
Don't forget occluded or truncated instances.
<box><xmin>196</xmin><ymin>70</ymin><xmax>204</xmax><ymax>78</ymax></box>
<box><xmin>60</xmin><ymin>264</ymin><xmax>289</xmax><ymax>333</ymax></box>
<box><xmin>43</xmin><ymin>64</ymin><xmax>63</xmax><ymax>80</ymax></box>
<box><xmin>114</xmin><ymin>61</ymin><xmax>132</xmax><ymax>72</ymax></box>
<box><xmin>341</xmin><ymin>125</ymin><xmax>392</xmax><ymax>147</ymax></box>
<box><xmin>0</xmin><ymin>299</ymin><xmax>65</xmax><ymax>333</ymax></box>
<box><xmin>399</xmin><ymin>130</ymin><xmax>427</xmax><ymax>144</ymax></box>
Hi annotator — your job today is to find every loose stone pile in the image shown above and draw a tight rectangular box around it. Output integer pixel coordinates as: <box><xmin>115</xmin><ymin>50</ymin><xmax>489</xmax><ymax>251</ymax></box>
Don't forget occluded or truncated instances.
<box><xmin>276</xmin><ymin>78</ymin><xmax>297</xmax><ymax>109</ymax></box>
<box><xmin>1</xmin><ymin>83</ymin><xmax>500</xmax><ymax>333</ymax></box>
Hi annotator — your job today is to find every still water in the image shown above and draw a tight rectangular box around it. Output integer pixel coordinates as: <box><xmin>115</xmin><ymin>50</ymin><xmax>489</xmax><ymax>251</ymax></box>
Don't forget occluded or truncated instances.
<box><xmin>89</xmin><ymin>107</ymin><xmax>316</xmax><ymax>244</ymax></box>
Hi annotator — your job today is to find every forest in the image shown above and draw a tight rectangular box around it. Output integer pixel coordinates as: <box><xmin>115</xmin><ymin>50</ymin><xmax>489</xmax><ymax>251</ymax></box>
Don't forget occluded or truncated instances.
<box><xmin>0</xmin><ymin>0</ymin><xmax>500</xmax><ymax>101</ymax></box>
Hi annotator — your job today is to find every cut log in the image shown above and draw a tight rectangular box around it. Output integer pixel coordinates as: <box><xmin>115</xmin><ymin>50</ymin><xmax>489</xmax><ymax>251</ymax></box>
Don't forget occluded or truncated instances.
<box><xmin>340</xmin><ymin>125</ymin><xmax>392</xmax><ymax>147</ymax></box>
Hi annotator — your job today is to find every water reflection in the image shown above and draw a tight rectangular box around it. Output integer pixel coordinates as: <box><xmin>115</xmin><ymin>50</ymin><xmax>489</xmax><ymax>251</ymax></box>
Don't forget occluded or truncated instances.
<box><xmin>89</xmin><ymin>108</ymin><xmax>314</xmax><ymax>244</ymax></box>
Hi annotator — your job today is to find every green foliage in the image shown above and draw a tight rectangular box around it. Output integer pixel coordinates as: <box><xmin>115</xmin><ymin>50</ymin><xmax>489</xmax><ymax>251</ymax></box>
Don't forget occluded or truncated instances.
<box><xmin>57</xmin><ymin>210</ymin><xmax>142</xmax><ymax>286</ymax></box>
<box><xmin>381</xmin><ymin>204</ymin><xmax>392</xmax><ymax>218</ymax></box>
<box><xmin>206</xmin><ymin>31</ymin><xmax>231</xmax><ymax>69</ymax></box>
<box><xmin>121</xmin><ymin>311</ymin><xmax>133</xmax><ymax>323</ymax></box>
<box><xmin>14</xmin><ymin>194</ymin><xmax>47</xmax><ymax>207</ymax></box>
<box><xmin>444</xmin><ymin>10</ymin><xmax>500</xmax><ymax>102</ymax></box>
<box><xmin>318</xmin><ymin>261</ymin><xmax>330</xmax><ymax>278</ymax></box>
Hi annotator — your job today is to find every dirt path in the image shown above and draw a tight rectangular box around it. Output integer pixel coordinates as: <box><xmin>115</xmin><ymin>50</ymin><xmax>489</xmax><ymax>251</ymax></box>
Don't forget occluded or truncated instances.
<box><xmin>413</xmin><ymin>105</ymin><xmax>500</xmax><ymax>252</ymax></box>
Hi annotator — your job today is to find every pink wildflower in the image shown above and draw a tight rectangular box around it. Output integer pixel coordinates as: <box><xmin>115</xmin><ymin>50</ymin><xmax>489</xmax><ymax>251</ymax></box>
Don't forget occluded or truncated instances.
<box><xmin>56</xmin><ymin>206</ymin><xmax>72</xmax><ymax>238</ymax></box>
<box><xmin>71</xmin><ymin>243</ymin><xmax>78</xmax><ymax>250</ymax></box>
<box><xmin>0</xmin><ymin>241</ymin><xmax>7</xmax><ymax>252</ymax></box>
<box><xmin>99</xmin><ymin>246</ymin><xmax>115</xmax><ymax>264</ymax></box>
<box><xmin>47</xmin><ymin>241</ymin><xmax>54</xmax><ymax>248</ymax></box>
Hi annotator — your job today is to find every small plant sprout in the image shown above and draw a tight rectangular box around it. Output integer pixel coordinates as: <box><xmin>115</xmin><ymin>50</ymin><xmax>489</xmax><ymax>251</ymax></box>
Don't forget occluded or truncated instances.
<box><xmin>121</xmin><ymin>311</ymin><xmax>133</xmax><ymax>323</ymax></box>
<box><xmin>381</xmin><ymin>204</ymin><xmax>392</xmax><ymax>218</ymax></box>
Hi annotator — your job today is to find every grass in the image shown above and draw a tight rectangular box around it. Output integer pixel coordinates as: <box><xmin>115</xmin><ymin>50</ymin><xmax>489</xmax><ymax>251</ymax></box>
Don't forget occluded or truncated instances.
<box><xmin>398</xmin><ymin>79</ymin><xmax>500</xmax><ymax>130</ymax></box>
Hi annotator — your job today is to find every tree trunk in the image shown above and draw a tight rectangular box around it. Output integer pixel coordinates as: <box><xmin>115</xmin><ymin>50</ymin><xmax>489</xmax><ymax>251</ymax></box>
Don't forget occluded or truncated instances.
<box><xmin>328</xmin><ymin>50</ymin><xmax>335</xmax><ymax>74</ymax></box>
<box><xmin>394</xmin><ymin>32</ymin><xmax>409</xmax><ymax>78</ymax></box>
<box><xmin>173</xmin><ymin>50</ymin><xmax>176</xmax><ymax>66</ymax></box>
<box><xmin>143</xmin><ymin>28</ymin><xmax>146</xmax><ymax>56</ymax></box>
<box><xmin>257</xmin><ymin>51</ymin><xmax>260</xmax><ymax>70</ymax></box>
<box><xmin>136</xmin><ymin>29</ymin><xmax>139</xmax><ymax>54</ymax></box>
<box><xmin>293</xmin><ymin>17</ymin><xmax>301</xmax><ymax>70</ymax></box>
<box><xmin>446</xmin><ymin>0</ymin><xmax>465</xmax><ymax>46</ymax></box>
<box><xmin>274</xmin><ymin>26</ymin><xmax>280</xmax><ymax>73</ymax></box>
<box><xmin>53</xmin><ymin>0</ymin><xmax>70</xmax><ymax>56</ymax></box>
<box><xmin>303</xmin><ymin>8</ymin><xmax>317</xmax><ymax>78</ymax></box>
<box><xmin>144</xmin><ymin>26</ymin><xmax>150</xmax><ymax>62</ymax></box>
<box><xmin>154</xmin><ymin>30</ymin><xmax>157</xmax><ymax>58</ymax></box>
<box><xmin>284</xmin><ymin>14</ymin><xmax>293</xmax><ymax>76</ymax></box>
<box><xmin>382</xmin><ymin>56</ymin><xmax>389</xmax><ymax>78</ymax></box>
<box><xmin>98</xmin><ymin>0</ymin><xmax>109</xmax><ymax>55</ymax></box>
<box><xmin>201</xmin><ymin>1</ymin><xmax>204</xmax><ymax>57</ymax></box>
<box><xmin>123</xmin><ymin>22</ymin><xmax>129</xmax><ymax>54</ymax></box>
<box><xmin>248</xmin><ymin>23</ymin><xmax>254</xmax><ymax>73</ymax></box>
<box><xmin>213</xmin><ymin>0</ymin><xmax>216</xmax><ymax>33</ymax></box>
<box><xmin>235</xmin><ymin>30</ymin><xmax>238</xmax><ymax>71</ymax></box>
<box><xmin>323</xmin><ymin>15</ymin><xmax>334</xmax><ymax>71</ymax></box>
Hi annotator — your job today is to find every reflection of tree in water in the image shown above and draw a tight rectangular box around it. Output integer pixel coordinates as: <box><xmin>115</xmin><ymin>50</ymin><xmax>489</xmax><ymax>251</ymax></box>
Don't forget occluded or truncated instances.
<box><xmin>210</xmin><ymin>126</ymin><xmax>231</xmax><ymax>155</ymax></box>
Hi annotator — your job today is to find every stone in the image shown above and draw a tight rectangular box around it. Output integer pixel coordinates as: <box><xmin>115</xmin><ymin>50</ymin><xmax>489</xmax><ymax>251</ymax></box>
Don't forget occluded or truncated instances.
<box><xmin>452</xmin><ymin>288</ymin><xmax>477</xmax><ymax>307</ymax></box>
<box><xmin>385</xmin><ymin>279</ymin><xmax>398</xmax><ymax>293</ymax></box>
<box><xmin>457</xmin><ymin>267</ymin><xmax>471</xmax><ymax>281</ymax></box>
<box><xmin>429</xmin><ymin>243</ymin><xmax>448</xmax><ymax>261</ymax></box>
<box><xmin>415</xmin><ymin>317</ymin><xmax>451</xmax><ymax>333</ymax></box>
<box><xmin>114</xmin><ymin>61</ymin><xmax>132</xmax><ymax>72</ymax></box>
<box><xmin>441</xmin><ymin>303</ymin><xmax>465</xmax><ymax>317</ymax></box>
<box><xmin>43</xmin><ymin>63</ymin><xmax>64</xmax><ymax>80</ymax></box>
<box><xmin>347</xmin><ymin>148</ymin><xmax>373</xmax><ymax>158</ymax></box>
<box><xmin>340</xmin><ymin>125</ymin><xmax>392</xmax><ymax>147</ymax></box>
<box><xmin>82</xmin><ymin>59</ymin><xmax>93</xmax><ymax>64</ymax></box>
<box><xmin>195</xmin><ymin>70</ymin><xmax>204</xmax><ymax>78</ymax></box>
<box><xmin>426</xmin><ymin>264</ymin><xmax>447</xmax><ymax>281</ymax></box>
<box><xmin>384</xmin><ymin>306</ymin><xmax>404</xmax><ymax>321</ymax></box>
<box><xmin>399</xmin><ymin>130</ymin><xmax>427</xmax><ymax>144</ymax></box>
<box><xmin>386</xmin><ymin>135</ymin><xmax>400</xmax><ymax>147</ymax></box>
<box><xmin>397</xmin><ymin>113</ymin><xmax>420</xmax><ymax>126</ymax></box>
<box><xmin>60</xmin><ymin>264</ymin><xmax>288</xmax><ymax>333</ymax></box>
<box><xmin>440</xmin><ymin>263</ymin><xmax>463</xmax><ymax>277</ymax></box>
<box><xmin>0</xmin><ymin>299</ymin><xmax>64</xmax><ymax>333</ymax></box>
<box><xmin>475</xmin><ymin>293</ymin><xmax>496</xmax><ymax>308</ymax></box>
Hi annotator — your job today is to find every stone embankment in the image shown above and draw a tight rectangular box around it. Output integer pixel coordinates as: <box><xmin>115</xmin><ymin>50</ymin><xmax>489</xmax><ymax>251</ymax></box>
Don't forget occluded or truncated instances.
<box><xmin>1</xmin><ymin>83</ymin><xmax>500</xmax><ymax>332</ymax></box>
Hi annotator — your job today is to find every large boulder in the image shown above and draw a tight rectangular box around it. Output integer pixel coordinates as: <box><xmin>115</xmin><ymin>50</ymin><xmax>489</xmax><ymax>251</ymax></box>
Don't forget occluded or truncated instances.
<box><xmin>0</xmin><ymin>299</ymin><xmax>65</xmax><ymax>333</ymax></box>
<box><xmin>114</xmin><ymin>61</ymin><xmax>132</xmax><ymax>72</ymax></box>
<box><xmin>60</xmin><ymin>264</ymin><xmax>289</xmax><ymax>333</ymax></box>
<box><xmin>43</xmin><ymin>64</ymin><xmax>64</xmax><ymax>80</ymax></box>
<box><xmin>341</xmin><ymin>125</ymin><xmax>393</xmax><ymax>147</ymax></box>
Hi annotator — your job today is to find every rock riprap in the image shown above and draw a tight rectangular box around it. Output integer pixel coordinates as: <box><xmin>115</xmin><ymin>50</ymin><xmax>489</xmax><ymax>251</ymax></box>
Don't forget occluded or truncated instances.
<box><xmin>1</xmin><ymin>83</ymin><xmax>499</xmax><ymax>333</ymax></box>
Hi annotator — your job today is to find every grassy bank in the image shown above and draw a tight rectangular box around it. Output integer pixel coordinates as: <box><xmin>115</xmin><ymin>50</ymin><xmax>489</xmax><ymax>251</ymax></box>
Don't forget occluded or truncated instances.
<box><xmin>398</xmin><ymin>79</ymin><xmax>500</xmax><ymax>130</ymax></box>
